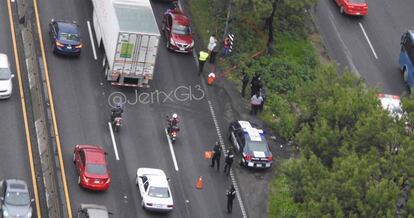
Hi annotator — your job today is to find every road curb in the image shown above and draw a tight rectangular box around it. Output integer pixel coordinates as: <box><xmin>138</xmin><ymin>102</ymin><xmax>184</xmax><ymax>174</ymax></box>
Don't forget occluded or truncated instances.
<box><xmin>14</xmin><ymin>0</ymin><xmax>65</xmax><ymax>217</ymax></box>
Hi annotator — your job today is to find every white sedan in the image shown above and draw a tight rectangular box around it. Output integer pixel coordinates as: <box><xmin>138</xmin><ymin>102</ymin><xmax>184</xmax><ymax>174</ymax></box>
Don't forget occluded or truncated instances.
<box><xmin>0</xmin><ymin>53</ymin><xmax>14</xmax><ymax>99</ymax></box>
<box><xmin>136</xmin><ymin>168</ymin><xmax>173</xmax><ymax>212</ymax></box>
<box><xmin>378</xmin><ymin>93</ymin><xmax>404</xmax><ymax>119</ymax></box>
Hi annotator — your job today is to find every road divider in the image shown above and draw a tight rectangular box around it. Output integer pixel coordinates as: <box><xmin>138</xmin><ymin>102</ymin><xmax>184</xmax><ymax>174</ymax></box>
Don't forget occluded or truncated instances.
<box><xmin>165</xmin><ymin>128</ymin><xmax>179</xmax><ymax>171</ymax></box>
<box><xmin>359</xmin><ymin>22</ymin><xmax>378</xmax><ymax>59</ymax></box>
<box><xmin>108</xmin><ymin>122</ymin><xmax>120</xmax><ymax>160</ymax></box>
<box><xmin>87</xmin><ymin>20</ymin><xmax>97</xmax><ymax>60</ymax></box>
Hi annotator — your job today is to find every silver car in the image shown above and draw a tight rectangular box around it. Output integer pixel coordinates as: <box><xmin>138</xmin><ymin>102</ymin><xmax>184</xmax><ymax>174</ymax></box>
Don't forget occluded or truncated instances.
<box><xmin>0</xmin><ymin>53</ymin><xmax>14</xmax><ymax>99</ymax></box>
<box><xmin>0</xmin><ymin>179</ymin><xmax>34</xmax><ymax>218</ymax></box>
<box><xmin>77</xmin><ymin>204</ymin><xmax>111</xmax><ymax>218</ymax></box>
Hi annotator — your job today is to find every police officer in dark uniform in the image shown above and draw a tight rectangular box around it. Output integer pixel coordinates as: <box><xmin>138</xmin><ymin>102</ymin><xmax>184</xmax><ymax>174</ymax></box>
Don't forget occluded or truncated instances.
<box><xmin>210</xmin><ymin>142</ymin><xmax>222</xmax><ymax>171</ymax></box>
<box><xmin>223</xmin><ymin>149</ymin><xmax>234</xmax><ymax>175</ymax></box>
<box><xmin>226</xmin><ymin>185</ymin><xmax>236</xmax><ymax>213</ymax></box>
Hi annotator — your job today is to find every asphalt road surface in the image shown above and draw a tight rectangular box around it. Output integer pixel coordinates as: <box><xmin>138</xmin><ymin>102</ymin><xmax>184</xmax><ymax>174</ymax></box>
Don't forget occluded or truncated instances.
<box><xmin>35</xmin><ymin>0</ymin><xmax>244</xmax><ymax>217</ymax></box>
<box><xmin>0</xmin><ymin>0</ymin><xmax>38</xmax><ymax>216</ymax></box>
<box><xmin>313</xmin><ymin>0</ymin><xmax>414</xmax><ymax>95</ymax></box>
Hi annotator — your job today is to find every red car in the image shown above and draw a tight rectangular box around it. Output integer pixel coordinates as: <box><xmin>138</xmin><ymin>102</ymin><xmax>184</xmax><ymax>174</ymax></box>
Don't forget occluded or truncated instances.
<box><xmin>73</xmin><ymin>144</ymin><xmax>111</xmax><ymax>191</ymax></box>
<box><xmin>335</xmin><ymin>0</ymin><xmax>368</xmax><ymax>16</ymax></box>
<box><xmin>162</xmin><ymin>8</ymin><xmax>194</xmax><ymax>53</ymax></box>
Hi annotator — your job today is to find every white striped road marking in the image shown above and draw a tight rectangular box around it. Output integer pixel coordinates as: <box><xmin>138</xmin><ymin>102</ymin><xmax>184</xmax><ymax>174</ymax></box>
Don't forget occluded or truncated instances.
<box><xmin>165</xmin><ymin>128</ymin><xmax>179</xmax><ymax>171</ymax></box>
<box><xmin>108</xmin><ymin>122</ymin><xmax>120</xmax><ymax>160</ymax></box>
<box><xmin>86</xmin><ymin>21</ymin><xmax>97</xmax><ymax>60</ymax></box>
<box><xmin>326</xmin><ymin>10</ymin><xmax>360</xmax><ymax>76</ymax></box>
<box><xmin>359</xmin><ymin>22</ymin><xmax>378</xmax><ymax>59</ymax></box>
<box><xmin>206</xmin><ymin>100</ymin><xmax>248</xmax><ymax>218</ymax></box>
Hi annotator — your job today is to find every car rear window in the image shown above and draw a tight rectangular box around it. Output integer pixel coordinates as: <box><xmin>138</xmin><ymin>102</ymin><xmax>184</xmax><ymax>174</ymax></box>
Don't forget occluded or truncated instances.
<box><xmin>349</xmin><ymin>0</ymin><xmax>366</xmax><ymax>3</ymax></box>
<box><xmin>86</xmin><ymin>164</ymin><xmax>107</xmax><ymax>175</ymax></box>
<box><xmin>247</xmin><ymin>141</ymin><xmax>268</xmax><ymax>152</ymax></box>
<box><xmin>172</xmin><ymin>24</ymin><xmax>191</xmax><ymax>35</ymax></box>
<box><xmin>59</xmin><ymin>33</ymin><xmax>80</xmax><ymax>41</ymax></box>
<box><xmin>148</xmin><ymin>186</ymin><xmax>170</xmax><ymax>198</ymax></box>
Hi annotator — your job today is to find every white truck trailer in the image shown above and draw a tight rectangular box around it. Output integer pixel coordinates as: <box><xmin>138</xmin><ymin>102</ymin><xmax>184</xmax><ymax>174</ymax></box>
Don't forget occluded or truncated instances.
<box><xmin>92</xmin><ymin>0</ymin><xmax>160</xmax><ymax>87</ymax></box>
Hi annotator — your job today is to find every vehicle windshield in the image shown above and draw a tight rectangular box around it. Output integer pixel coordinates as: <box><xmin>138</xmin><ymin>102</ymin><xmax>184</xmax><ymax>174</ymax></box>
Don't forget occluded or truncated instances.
<box><xmin>148</xmin><ymin>186</ymin><xmax>170</xmax><ymax>198</ymax></box>
<box><xmin>5</xmin><ymin>191</ymin><xmax>30</xmax><ymax>206</ymax></box>
<box><xmin>0</xmin><ymin>68</ymin><xmax>11</xmax><ymax>80</ymax></box>
<box><xmin>247</xmin><ymin>140</ymin><xmax>268</xmax><ymax>152</ymax></box>
<box><xmin>387</xmin><ymin>105</ymin><xmax>403</xmax><ymax>117</ymax></box>
<box><xmin>59</xmin><ymin>32</ymin><xmax>80</xmax><ymax>41</ymax></box>
<box><xmin>86</xmin><ymin>164</ymin><xmax>107</xmax><ymax>175</ymax></box>
<box><xmin>172</xmin><ymin>24</ymin><xmax>190</xmax><ymax>35</ymax></box>
<box><xmin>349</xmin><ymin>0</ymin><xmax>366</xmax><ymax>3</ymax></box>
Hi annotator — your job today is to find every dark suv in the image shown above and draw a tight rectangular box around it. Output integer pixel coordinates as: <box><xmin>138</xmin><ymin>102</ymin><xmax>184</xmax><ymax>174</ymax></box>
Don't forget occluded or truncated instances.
<box><xmin>228</xmin><ymin>120</ymin><xmax>273</xmax><ymax>168</ymax></box>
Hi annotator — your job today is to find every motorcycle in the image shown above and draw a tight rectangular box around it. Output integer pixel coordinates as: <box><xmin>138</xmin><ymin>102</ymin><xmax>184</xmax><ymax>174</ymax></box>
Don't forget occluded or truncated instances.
<box><xmin>112</xmin><ymin>116</ymin><xmax>123</xmax><ymax>132</ymax></box>
<box><xmin>168</xmin><ymin>125</ymin><xmax>180</xmax><ymax>143</ymax></box>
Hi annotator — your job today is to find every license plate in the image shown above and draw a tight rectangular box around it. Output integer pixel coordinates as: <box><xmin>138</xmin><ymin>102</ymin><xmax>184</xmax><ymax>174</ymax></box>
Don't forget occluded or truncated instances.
<box><xmin>94</xmin><ymin>180</ymin><xmax>100</xmax><ymax>184</ymax></box>
<box><xmin>67</xmin><ymin>46</ymin><xmax>72</xmax><ymax>49</ymax></box>
<box><xmin>179</xmin><ymin>47</ymin><xmax>185</xmax><ymax>51</ymax></box>
<box><xmin>356</xmin><ymin>12</ymin><xmax>360</xmax><ymax>15</ymax></box>
<box><xmin>154</xmin><ymin>204</ymin><xmax>163</xmax><ymax>208</ymax></box>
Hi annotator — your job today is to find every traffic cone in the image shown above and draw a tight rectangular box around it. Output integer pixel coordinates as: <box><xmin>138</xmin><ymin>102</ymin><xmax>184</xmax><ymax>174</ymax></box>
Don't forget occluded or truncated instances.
<box><xmin>196</xmin><ymin>176</ymin><xmax>203</xmax><ymax>189</ymax></box>
<box><xmin>207</xmin><ymin>72</ymin><xmax>216</xmax><ymax>85</ymax></box>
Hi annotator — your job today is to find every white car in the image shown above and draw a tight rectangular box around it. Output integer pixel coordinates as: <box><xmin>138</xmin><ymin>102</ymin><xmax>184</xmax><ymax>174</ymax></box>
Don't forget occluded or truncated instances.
<box><xmin>0</xmin><ymin>54</ymin><xmax>14</xmax><ymax>99</ymax></box>
<box><xmin>378</xmin><ymin>93</ymin><xmax>404</xmax><ymax>119</ymax></box>
<box><xmin>136</xmin><ymin>168</ymin><xmax>173</xmax><ymax>212</ymax></box>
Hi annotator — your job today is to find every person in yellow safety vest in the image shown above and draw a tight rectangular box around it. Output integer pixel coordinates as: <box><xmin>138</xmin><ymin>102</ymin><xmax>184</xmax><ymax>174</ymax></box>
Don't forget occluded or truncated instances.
<box><xmin>198</xmin><ymin>51</ymin><xmax>209</xmax><ymax>75</ymax></box>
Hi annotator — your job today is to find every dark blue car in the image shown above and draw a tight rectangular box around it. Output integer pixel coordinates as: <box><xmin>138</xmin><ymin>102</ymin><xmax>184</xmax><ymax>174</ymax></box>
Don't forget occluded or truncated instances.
<box><xmin>49</xmin><ymin>19</ymin><xmax>82</xmax><ymax>55</ymax></box>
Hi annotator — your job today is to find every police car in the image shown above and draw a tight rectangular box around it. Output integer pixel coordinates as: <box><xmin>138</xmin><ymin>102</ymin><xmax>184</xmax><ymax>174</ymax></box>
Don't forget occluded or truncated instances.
<box><xmin>228</xmin><ymin>121</ymin><xmax>273</xmax><ymax>168</ymax></box>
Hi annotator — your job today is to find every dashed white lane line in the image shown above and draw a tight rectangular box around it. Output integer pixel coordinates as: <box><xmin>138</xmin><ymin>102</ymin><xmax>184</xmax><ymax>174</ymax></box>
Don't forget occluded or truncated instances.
<box><xmin>108</xmin><ymin>122</ymin><xmax>120</xmax><ymax>160</ymax></box>
<box><xmin>165</xmin><ymin>128</ymin><xmax>179</xmax><ymax>171</ymax></box>
<box><xmin>206</xmin><ymin>100</ymin><xmax>248</xmax><ymax>218</ymax></box>
<box><xmin>86</xmin><ymin>20</ymin><xmax>97</xmax><ymax>60</ymax></box>
<box><xmin>359</xmin><ymin>22</ymin><xmax>378</xmax><ymax>59</ymax></box>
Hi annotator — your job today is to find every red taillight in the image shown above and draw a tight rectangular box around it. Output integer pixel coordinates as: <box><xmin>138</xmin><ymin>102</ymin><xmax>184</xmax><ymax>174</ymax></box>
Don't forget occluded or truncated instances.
<box><xmin>75</xmin><ymin>44</ymin><xmax>83</xmax><ymax>49</ymax></box>
<box><xmin>167</xmin><ymin>205</ymin><xmax>173</xmax><ymax>208</ymax></box>
<box><xmin>55</xmin><ymin>41</ymin><xmax>64</xmax><ymax>47</ymax></box>
<box><xmin>244</xmin><ymin>155</ymin><xmax>252</xmax><ymax>161</ymax></box>
<box><xmin>146</xmin><ymin>203</ymin><xmax>153</xmax><ymax>206</ymax></box>
<box><xmin>268</xmin><ymin>156</ymin><xmax>273</xmax><ymax>161</ymax></box>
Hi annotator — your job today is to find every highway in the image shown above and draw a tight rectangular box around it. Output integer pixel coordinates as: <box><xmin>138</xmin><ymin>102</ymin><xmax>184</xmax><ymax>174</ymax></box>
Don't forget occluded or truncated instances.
<box><xmin>313</xmin><ymin>0</ymin><xmax>414</xmax><ymax>95</ymax></box>
<box><xmin>0</xmin><ymin>0</ymin><xmax>40</xmax><ymax>217</ymax></box>
<box><xmin>35</xmin><ymin>0</ymin><xmax>244</xmax><ymax>217</ymax></box>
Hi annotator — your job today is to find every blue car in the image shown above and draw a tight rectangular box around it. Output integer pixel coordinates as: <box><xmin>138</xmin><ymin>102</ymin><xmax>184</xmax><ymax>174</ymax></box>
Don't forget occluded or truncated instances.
<box><xmin>49</xmin><ymin>19</ymin><xmax>82</xmax><ymax>55</ymax></box>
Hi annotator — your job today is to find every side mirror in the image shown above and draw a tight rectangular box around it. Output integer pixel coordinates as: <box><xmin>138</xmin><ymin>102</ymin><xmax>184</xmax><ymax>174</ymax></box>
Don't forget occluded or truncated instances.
<box><xmin>11</xmin><ymin>74</ymin><xmax>15</xmax><ymax>79</ymax></box>
<box><xmin>51</xmin><ymin>18</ymin><xmax>55</xmax><ymax>23</ymax></box>
<box><xmin>108</xmin><ymin>211</ymin><xmax>113</xmax><ymax>215</ymax></box>
<box><xmin>0</xmin><ymin>197</ymin><xmax>4</xmax><ymax>201</ymax></box>
<box><xmin>31</xmin><ymin>198</ymin><xmax>34</xmax><ymax>203</ymax></box>
<box><xmin>167</xmin><ymin>177</ymin><xmax>171</xmax><ymax>182</ymax></box>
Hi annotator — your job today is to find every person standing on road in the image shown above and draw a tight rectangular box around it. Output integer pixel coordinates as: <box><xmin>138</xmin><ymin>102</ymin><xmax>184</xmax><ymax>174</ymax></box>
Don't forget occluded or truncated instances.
<box><xmin>223</xmin><ymin>149</ymin><xmax>234</xmax><ymax>176</ymax></box>
<box><xmin>223</xmin><ymin>36</ymin><xmax>231</xmax><ymax>57</ymax></box>
<box><xmin>226</xmin><ymin>185</ymin><xmax>236</xmax><ymax>213</ymax></box>
<box><xmin>241</xmin><ymin>72</ymin><xmax>249</xmax><ymax>97</ymax></box>
<box><xmin>210</xmin><ymin>141</ymin><xmax>222</xmax><ymax>171</ymax></box>
<box><xmin>208</xmin><ymin>34</ymin><xmax>217</xmax><ymax>55</ymax></box>
<box><xmin>250</xmin><ymin>92</ymin><xmax>263</xmax><ymax>115</ymax></box>
<box><xmin>250</xmin><ymin>75</ymin><xmax>262</xmax><ymax>97</ymax></box>
<box><xmin>198</xmin><ymin>50</ymin><xmax>209</xmax><ymax>74</ymax></box>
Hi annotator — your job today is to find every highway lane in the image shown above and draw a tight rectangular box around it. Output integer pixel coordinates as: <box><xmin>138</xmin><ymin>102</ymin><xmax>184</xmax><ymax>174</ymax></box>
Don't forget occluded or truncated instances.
<box><xmin>36</xmin><ymin>0</ymin><xmax>243</xmax><ymax>217</ymax></box>
<box><xmin>314</xmin><ymin>0</ymin><xmax>414</xmax><ymax>94</ymax></box>
<box><xmin>0</xmin><ymin>0</ymin><xmax>39</xmax><ymax>216</ymax></box>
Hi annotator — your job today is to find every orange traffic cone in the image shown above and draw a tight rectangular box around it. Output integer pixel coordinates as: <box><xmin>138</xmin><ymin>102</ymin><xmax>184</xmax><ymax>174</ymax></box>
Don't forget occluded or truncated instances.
<box><xmin>207</xmin><ymin>72</ymin><xmax>216</xmax><ymax>85</ymax></box>
<box><xmin>196</xmin><ymin>176</ymin><xmax>203</xmax><ymax>189</ymax></box>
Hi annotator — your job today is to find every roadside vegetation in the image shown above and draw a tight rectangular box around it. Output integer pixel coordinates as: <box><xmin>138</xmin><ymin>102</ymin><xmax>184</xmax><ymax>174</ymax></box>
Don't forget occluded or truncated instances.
<box><xmin>187</xmin><ymin>0</ymin><xmax>414</xmax><ymax>216</ymax></box>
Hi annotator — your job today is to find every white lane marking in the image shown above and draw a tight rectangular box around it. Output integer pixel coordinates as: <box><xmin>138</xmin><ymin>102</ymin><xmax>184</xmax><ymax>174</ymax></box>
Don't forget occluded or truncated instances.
<box><xmin>165</xmin><ymin>128</ymin><xmax>179</xmax><ymax>171</ymax></box>
<box><xmin>359</xmin><ymin>22</ymin><xmax>378</xmax><ymax>59</ymax></box>
<box><xmin>86</xmin><ymin>20</ymin><xmax>97</xmax><ymax>60</ymax></box>
<box><xmin>326</xmin><ymin>10</ymin><xmax>359</xmax><ymax>76</ymax></box>
<box><xmin>206</xmin><ymin>100</ymin><xmax>248</xmax><ymax>218</ymax></box>
<box><xmin>108</xmin><ymin>122</ymin><xmax>120</xmax><ymax>160</ymax></box>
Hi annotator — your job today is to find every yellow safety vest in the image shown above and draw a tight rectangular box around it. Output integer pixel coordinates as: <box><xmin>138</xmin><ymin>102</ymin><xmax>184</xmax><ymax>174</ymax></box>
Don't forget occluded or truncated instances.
<box><xmin>199</xmin><ymin>51</ymin><xmax>209</xmax><ymax>61</ymax></box>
